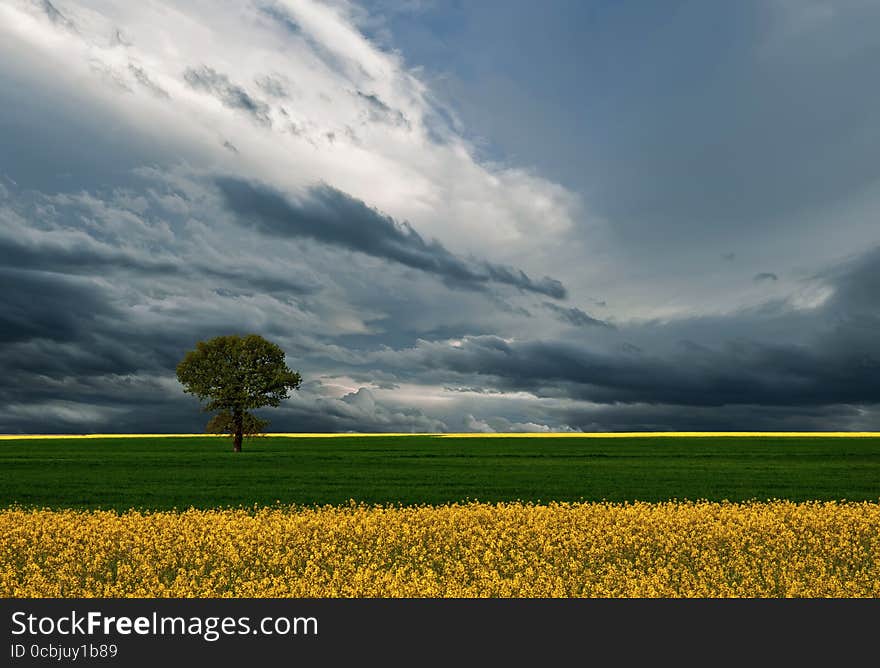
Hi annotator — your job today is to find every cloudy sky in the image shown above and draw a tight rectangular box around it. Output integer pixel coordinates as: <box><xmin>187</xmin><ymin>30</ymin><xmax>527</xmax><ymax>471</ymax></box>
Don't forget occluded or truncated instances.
<box><xmin>2</xmin><ymin>0</ymin><xmax>879</xmax><ymax>433</ymax></box>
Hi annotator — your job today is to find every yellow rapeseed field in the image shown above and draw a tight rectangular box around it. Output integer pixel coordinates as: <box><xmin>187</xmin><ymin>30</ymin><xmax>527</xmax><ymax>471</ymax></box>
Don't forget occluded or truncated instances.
<box><xmin>2</xmin><ymin>501</ymin><xmax>879</xmax><ymax>597</ymax></box>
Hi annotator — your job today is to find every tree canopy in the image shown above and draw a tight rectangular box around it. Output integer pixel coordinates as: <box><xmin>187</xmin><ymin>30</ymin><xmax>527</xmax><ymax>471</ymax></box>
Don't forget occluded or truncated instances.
<box><xmin>176</xmin><ymin>334</ymin><xmax>302</xmax><ymax>451</ymax></box>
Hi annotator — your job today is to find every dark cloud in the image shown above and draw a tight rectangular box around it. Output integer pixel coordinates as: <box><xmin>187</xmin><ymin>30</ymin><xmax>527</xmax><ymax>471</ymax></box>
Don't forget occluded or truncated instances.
<box><xmin>0</xmin><ymin>374</ymin><xmax>444</xmax><ymax>435</ymax></box>
<box><xmin>0</xmin><ymin>228</ymin><xmax>314</xmax><ymax>297</ymax></box>
<box><xmin>183</xmin><ymin>66</ymin><xmax>271</xmax><ymax>126</ymax></box>
<box><xmin>0</xmin><ymin>234</ymin><xmax>180</xmax><ymax>277</ymax></box>
<box><xmin>0</xmin><ymin>378</ymin><xmax>205</xmax><ymax>435</ymax></box>
<box><xmin>377</xmin><ymin>246</ymin><xmax>880</xmax><ymax>413</ymax></box>
<box><xmin>198</xmin><ymin>266</ymin><xmax>318</xmax><ymax>297</ymax></box>
<box><xmin>0</xmin><ymin>269</ymin><xmax>115</xmax><ymax>344</ymax></box>
<box><xmin>0</xmin><ymin>177</ymin><xmax>456</xmax><ymax>433</ymax></box>
<box><xmin>542</xmin><ymin>302</ymin><xmax>613</xmax><ymax>329</ymax></box>
<box><xmin>0</xmin><ymin>185</ymin><xmax>327</xmax><ymax>434</ymax></box>
<box><xmin>552</xmin><ymin>402</ymin><xmax>875</xmax><ymax>433</ymax></box>
<box><xmin>2</xmin><ymin>204</ymin><xmax>879</xmax><ymax>432</ymax></box>
<box><xmin>384</xmin><ymin>330</ymin><xmax>879</xmax><ymax>409</ymax></box>
<box><xmin>819</xmin><ymin>247</ymin><xmax>880</xmax><ymax>314</ymax></box>
<box><xmin>753</xmin><ymin>272</ymin><xmax>779</xmax><ymax>282</ymax></box>
<box><xmin>215</xmin><ymin>176</ymin><xmax>567</xmax><ymax>298</ymax></box>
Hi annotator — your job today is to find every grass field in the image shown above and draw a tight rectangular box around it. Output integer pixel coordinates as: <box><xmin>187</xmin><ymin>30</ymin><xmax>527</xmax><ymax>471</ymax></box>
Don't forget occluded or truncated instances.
<box><xmin>1</xmin><ymin>435</ymin><xmax>878</xmax><ymax>510</ymax></box>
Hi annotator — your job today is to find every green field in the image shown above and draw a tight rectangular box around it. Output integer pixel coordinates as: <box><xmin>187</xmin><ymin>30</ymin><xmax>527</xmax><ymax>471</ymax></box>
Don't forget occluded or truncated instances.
<box><xmin>1</xmin><ymin>435</ymin><xmax>878</xmax><ymax>510</ymax></box>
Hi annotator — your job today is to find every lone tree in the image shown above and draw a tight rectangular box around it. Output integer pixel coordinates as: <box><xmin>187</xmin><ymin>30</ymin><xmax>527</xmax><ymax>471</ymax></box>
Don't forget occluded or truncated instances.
<box><xmin>176</xmin><ymin>334</ymin><xmax>302</xmax><ymax>452</ymax></box>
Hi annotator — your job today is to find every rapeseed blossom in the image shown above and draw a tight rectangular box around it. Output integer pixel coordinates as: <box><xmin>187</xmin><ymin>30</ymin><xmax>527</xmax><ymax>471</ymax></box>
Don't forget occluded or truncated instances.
<box><xmin>2</xmin><ymin>501</ymin><xmax>878</xmax><ymax>597</ymax></box>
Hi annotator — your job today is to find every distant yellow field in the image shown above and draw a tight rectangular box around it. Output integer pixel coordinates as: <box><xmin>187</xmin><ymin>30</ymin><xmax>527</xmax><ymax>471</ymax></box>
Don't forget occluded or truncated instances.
<box><xmin>2</xmin><ymin>431</ymin><xmax>880</xmax><ymax>439</ymax></box>
<box><xmin>3</xmin><ymin>501</ymin><xmax>879</xmax><ymax>597</ymax></box>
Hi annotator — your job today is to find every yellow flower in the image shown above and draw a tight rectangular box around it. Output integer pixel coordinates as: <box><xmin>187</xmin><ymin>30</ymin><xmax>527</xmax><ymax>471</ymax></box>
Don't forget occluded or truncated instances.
<box><xmin>1</xmin><ymin>501</ymin><xmax>878</xmax><ymax>598</ymax></box>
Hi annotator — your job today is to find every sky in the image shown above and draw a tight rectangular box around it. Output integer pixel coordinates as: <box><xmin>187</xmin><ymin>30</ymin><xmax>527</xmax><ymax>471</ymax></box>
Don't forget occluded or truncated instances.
<box><xmin>1</xmin><ymin>0</ymin><xmax>879</xmax><ymax>433</ymax></box>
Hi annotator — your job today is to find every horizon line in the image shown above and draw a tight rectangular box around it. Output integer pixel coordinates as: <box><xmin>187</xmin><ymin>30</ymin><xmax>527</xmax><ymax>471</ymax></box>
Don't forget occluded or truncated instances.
<box><xmin>2</xmin><ymin>432</ymin><xmax>880</xmax><ymax>440</ymax></box>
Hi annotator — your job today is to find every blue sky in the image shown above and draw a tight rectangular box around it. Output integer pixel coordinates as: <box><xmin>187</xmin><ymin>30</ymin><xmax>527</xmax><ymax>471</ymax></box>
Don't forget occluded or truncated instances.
<box><xmin>1</xmin><ymin>0</ymin><xmax>879</xmax><ymax>432</ymax></box>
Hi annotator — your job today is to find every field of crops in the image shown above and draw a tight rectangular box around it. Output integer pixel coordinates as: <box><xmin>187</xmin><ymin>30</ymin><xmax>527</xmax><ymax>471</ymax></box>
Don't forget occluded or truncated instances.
<box><xmin>2</xmin><ymin>435</ymin><xmax>878</xmax><ymax>598</ymax></box>
<box><xmin>2</xmin><ymin>435</ymin><xmax>879</xmax><ymax>508</ymax></box>
<box><xmin>3</xmin><ymin>501</ymin><xmax>879</xmax><ymax>597</ymax></box>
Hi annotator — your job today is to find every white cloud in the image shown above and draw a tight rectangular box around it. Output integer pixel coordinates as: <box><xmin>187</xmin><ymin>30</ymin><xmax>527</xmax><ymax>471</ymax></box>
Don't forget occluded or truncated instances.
<box><xmin>0</xmin><ymin>0</ymin><xmax>579</xmax><ymax>266</ymax></box>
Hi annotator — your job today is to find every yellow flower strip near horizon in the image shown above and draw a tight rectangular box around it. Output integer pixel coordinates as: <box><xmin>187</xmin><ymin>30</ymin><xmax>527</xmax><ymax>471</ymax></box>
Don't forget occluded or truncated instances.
<box><xmin>2</xmin><ymin>501</ymin><xmax>879</xmax><ymax>598</ymax></box>
<box><xmin>3</xmin><ymin>432</ymin><xmax>880</xmax><ymax>439</ymax></box>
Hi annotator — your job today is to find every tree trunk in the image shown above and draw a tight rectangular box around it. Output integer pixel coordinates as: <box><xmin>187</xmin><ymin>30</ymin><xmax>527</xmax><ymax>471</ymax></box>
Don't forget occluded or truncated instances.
<box><xmin>233</xmin><ymin>409</ymin><xmax>243</xmax><ymax>452</ymax></box>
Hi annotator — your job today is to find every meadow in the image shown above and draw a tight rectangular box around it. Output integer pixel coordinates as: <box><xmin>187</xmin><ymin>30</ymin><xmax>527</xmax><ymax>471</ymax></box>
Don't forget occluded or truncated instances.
<box><xmin>1</xmin><ymin>435</ymin><xmax>878</xmax><ymax>510</ymax></box>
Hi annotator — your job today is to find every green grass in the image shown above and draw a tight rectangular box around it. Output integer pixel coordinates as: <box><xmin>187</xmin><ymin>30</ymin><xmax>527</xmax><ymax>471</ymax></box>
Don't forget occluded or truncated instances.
<box><xmin>1</xmin><ymin>435</ymin><xmax>878</xmax><ymax>510</ymax></box>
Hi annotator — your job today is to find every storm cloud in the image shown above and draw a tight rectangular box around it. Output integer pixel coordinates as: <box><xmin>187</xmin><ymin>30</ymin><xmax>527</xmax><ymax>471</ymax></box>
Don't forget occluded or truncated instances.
<box><xmin>542</xmin><ymin>302</ymin><xmax>613</xmax><ymax>329</ymax></box>
<box><xmin>370</xmin><ymin>245</ymin><xmax>880</xmax><ymax>416</ymax></box>
<box><xmin>0</xmin><ymin>0</ymin><xmax>878</xmax><ymax>434</ymax></box>
<box><xmin>0</xmin><ymin>269</ymin><xmax>115</xmax><ymax>345</ymax></box>
<box><xmin>215</xmin><ymin>177</ymin><xmax>567</xmax><ymax>298</ymax></box>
